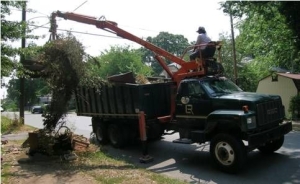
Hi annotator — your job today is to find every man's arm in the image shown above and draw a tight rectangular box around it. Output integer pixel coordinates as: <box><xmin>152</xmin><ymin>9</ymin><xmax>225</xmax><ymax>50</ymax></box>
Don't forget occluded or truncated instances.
<box><xmin>193</xmin><ymin>35</ymin><xmax>202</xmax><ymax>51</ymax></box>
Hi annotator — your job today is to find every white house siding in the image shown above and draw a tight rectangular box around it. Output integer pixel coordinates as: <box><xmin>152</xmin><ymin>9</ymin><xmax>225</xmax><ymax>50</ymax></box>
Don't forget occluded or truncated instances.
<box><xmin>256</xmin><ymin>75</ymin><xmax>297</xmax><ymax>116</ymax></box>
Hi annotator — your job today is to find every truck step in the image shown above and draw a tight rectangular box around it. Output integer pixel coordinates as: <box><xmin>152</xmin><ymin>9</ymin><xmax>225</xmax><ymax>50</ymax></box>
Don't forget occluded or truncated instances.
<box><xmin>173</xmin><ymin>138</ymin><xmax>193</xmax><ymax>144</ymax></box>
<box><xmin>191</xmin><ymin>130</ymin><xmax>206</xmax><ymax>143</ymax></box>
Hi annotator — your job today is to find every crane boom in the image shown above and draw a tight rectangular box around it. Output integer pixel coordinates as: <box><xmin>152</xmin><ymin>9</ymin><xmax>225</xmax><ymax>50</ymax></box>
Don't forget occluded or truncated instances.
<box><xmin>51</xmin><ymin>11</ymin><xmax>211</xmax><ymax>84</ymax></box>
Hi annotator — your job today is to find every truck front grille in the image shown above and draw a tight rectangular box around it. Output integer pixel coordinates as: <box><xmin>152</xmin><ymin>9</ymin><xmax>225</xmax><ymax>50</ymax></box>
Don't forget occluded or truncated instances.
<box><xmin>256</xmin><ymin>100</ymin><xmax>282</xmax><ymax>126</ymax></box>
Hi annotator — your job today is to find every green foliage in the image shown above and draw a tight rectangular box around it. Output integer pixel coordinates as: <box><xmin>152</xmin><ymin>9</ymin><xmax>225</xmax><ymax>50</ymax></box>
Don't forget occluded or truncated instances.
<box><xmin>1</xmin><ymin>1</ymin><xmax>40</xmax><ymax>77</ymax></box>
<box><xmin>1</xmin><ymin>99</ymin><xmax>18</xmax><ymax>112</ymax></box>
<box><xmin>1</xmin><ymin>1</ymin><xmax>25</xmax><ymax>40</ymax></box>
<box><xmin>289</xmin><ymin>95</ymin><xmax>300</xmax><ymax>119</ymax></box>
<box><xmin>221</xmin><ymin>1</ymin><xmax>300</xmax><ymax>50</ymax></box>
<box><xmin>5</xmin><ymin>78</ymin><xmax>50</xmax><ymax>109</ymax></box>
<box><xmin>278</xmin><ymin>2</ymin><xmax>300</xmax><ymax>50</ymax></box>
<box><xmin>1</xmin><ymin>1</ymin><xmax>25</xmax><ymax>76</ymax></box>
<box><xmin>90</xmin><ymin>45</ymin><xmax>153</xmax><ymax>78</ymax></box>
<box><xmin>1</xmin><ymin>115</ymin><xmax>22</xmax><ymax>134</ymax></box>
<box><xmin>236</xmin><ymin>7</ymin><xmax>295</xmax><ymax>70</ymax></box>
<box><xmin>218</xmin><ymin>2</ymin><xmax>300</xmax><ymax>91</ymax></box>
<box><xmin>220</xmin><ymin>1</ymin><xmax>300</xmax><ymax>74</ymax></box>
<box><xmin>139</xmin><ymin>32</ymin><xmax>190</xmax><ymax>75</ymax></box>
<box><xmin>218</xmin><ymin>34</ymin><xmax>239</xmax><ymax>83</ymax></box>
<box><xmin>39</xmin><ymin>34</ymin><xmax>87</xmax><ymax>130</ymax></box>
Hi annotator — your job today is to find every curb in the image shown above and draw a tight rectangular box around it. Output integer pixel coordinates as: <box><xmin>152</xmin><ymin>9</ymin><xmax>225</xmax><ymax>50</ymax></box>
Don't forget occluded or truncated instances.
<box><xmin>1</xmin><ymin>132</ymin><xmax>28</xmax><ymax>141</ymax></box>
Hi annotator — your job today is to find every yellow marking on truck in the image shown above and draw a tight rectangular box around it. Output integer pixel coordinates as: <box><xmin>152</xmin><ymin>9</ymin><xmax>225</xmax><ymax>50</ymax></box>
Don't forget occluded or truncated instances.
<box><xmin>176</xmin><ymin>115</ymin><xmax>207</xmax><ymax>119</ymax></box>
<box><xmin>78</xmin><ymin>113</ymin><xmax>139</xmax><ymax>117</ymax></box>
<box><xmin>185</xmin><ymin>104</ymin><xmax>194</xmax><ymax>114</ymax></box>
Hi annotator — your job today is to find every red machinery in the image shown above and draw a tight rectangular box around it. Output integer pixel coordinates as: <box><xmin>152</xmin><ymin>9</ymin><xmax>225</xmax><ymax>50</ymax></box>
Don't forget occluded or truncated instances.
<box><xmin>50</xmin><ymin>11</ymin><xmax>222</xmax><ymax>85</ymax></box>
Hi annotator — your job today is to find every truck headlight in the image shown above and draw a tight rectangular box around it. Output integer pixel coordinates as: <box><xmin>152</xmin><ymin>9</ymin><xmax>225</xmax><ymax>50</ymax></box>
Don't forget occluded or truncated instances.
<box><xmin>247</xmin><ymin>117</ymin><xmax>256</xmax><ymax>129</ymax></box>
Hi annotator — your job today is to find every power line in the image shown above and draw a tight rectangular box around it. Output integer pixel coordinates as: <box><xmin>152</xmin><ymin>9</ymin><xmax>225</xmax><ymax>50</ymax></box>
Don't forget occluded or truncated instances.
<box><xmin>10</xmin><ymin>8</ymin><xmax>48</xmax><ymax>16</ymax></box>
<box><xmin>28</xmin><ymin>24</ymin><xmax>122</xmax><ymax>39</ymax></box>
<box><xmin>10</xmin><ymin>8</ymin><xmax>161</xmax><ymax>35</ymax></box>
<box><xmin>29</xmin><ymin>22</ymin><xmax>50</xmax><ymax>31</ymax></box>
<box><xmin>73</xmin><ymin>0</ymin><xmax>88</xmax><ymax>12</ymax></box>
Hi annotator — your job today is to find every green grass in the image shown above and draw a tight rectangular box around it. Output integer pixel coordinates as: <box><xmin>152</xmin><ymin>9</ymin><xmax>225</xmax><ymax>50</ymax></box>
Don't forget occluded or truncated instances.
<box><xmin>1</xmin><ymin>116</ymin><xmax>37</xmax><ymax>134</ymax></box>
<box><xmin>95</xmin><ymin>175</ymin><xmax>126</xmax><ymax>184</ymax></box>
<box><xmin>75</xmin><ymin>149</ymin><xmax>188</xmax><ymax>184</ymax></box>
<box><xmin>1</xmin><ymin>115</ymin><xmax>21</xmax><ymax>134</ymax></box>
<box><xmin>1</xmin><ymin>164</ymin><xmax>10</xmax><ymax>183</ymax></box>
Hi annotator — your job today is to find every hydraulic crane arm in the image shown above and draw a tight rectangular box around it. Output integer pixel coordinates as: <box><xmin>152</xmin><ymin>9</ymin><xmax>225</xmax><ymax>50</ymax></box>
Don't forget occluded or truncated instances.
<box><xmin>51</xmin><ymin>11</ymin><xmax>205</xmax><ymax>84</ymax></box>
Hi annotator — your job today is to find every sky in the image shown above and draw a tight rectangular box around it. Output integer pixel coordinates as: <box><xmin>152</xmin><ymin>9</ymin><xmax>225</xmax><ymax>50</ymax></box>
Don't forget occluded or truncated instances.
<box><xmin>1</xmin><ymin>0</ymin><xmax>232</xmax><ymax>99</ymax></box>
<box><xmin>10</xmin><ymin>0</ymin><xmax>231</xmax><ymax>55</ymax></box>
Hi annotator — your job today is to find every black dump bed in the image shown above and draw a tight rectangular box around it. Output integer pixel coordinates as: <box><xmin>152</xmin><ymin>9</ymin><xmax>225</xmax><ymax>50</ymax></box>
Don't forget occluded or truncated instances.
<box><xmin>75</xmin><ymin>82</ymin><xmax>174</xmax><ymax>120</ymax></box>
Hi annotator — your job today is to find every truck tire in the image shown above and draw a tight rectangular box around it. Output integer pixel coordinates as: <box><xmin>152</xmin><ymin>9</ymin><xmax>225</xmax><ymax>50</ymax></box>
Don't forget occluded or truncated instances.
<box><xmin>95</xmin><ymin>123</ymin><xmax>109</xmax><ymax>145</ymax></box>
<box><xmin>257</xmin><ymin>136</ymin><xmax>284</xmax><ymax>154</ymax></box>
<box><xmin>108</xmin><ymin>124</ymin><xmax>126</xmax><ymax>148</ymax></box>
<box><xmin>210</xmin><ymin>133</ymin><xmax>247</xmax><ymax>174</ymax></box>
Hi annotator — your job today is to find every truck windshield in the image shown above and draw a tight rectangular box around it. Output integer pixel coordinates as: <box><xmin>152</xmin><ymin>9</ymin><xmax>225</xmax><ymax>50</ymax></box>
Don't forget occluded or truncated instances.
<box><xmin>201</xmin><ymin>77</ymin><xmax>243</xmax><ymax>96</ymax></box>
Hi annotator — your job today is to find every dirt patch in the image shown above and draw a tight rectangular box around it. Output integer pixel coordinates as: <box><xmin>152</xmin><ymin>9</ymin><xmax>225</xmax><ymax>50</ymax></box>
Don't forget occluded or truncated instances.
<box><xmin>1</xmin><ymin>139</ymin><xmax>182</xmax><ymax>184</ymax></box>
<box><xmin>1</xmin><ymin>140</ymin><xmax>98</xmax><ymax>184</ymax></box>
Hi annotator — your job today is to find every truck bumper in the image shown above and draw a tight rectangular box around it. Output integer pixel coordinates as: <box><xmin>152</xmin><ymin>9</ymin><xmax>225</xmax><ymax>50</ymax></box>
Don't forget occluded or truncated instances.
<box><xmin>248</xmin><ymin>122</ymin><xmax>292</xmax><ymax>147</ymax></box>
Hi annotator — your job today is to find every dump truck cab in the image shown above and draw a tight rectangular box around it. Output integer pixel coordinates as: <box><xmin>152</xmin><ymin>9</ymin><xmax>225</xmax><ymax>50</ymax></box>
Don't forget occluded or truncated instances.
<box><xmin>174</xmin><ymin>75</ymin><xmax>292</xmax><ymax>172</ymax></box>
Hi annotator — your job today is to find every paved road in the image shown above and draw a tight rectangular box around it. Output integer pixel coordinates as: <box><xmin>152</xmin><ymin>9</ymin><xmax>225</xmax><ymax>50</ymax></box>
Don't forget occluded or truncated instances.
<box><xmin>104</xmin><ymin>131</ymin><xmax>300</xmax><ymax>184</ymax></box>
<box><xmin>2</xmin><ymin>112</ymin><xmax>300</xmax><ymax>184</ymax></box>
<box><xmin>2</xmin><ymin>111</ymin><xmax>92</xmax><ymax>137</ymax></box>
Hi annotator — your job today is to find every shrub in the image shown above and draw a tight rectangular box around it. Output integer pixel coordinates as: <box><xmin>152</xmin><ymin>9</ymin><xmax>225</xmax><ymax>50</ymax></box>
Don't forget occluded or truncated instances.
<box><xmin>289</xmin><ymin>95</ymin><xmax>300</xmax><ymax>120</ymax></box>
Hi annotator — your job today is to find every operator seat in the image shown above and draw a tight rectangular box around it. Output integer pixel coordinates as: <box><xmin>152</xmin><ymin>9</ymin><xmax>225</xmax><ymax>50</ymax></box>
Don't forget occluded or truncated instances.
<box><xmin>200</xmin><ymin>41</ymin><xmax>216</xmax><ymax>59</ymax></box>
<box><xmin>200</xmin><ymin>41</ymin><xmax>224</xmax><ymax>75</ymax></box>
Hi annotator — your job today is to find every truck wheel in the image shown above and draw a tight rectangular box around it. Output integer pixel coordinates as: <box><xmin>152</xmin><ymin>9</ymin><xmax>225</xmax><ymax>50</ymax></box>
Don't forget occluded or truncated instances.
<box><xmin>108</xmin><ymin>124</ymin><xmax>126</xmax><ymax>148</ymax></box>
<box><xmin>210</xmin><ymin>134</ymin><xmax>247</xmax><ymax>174</ymax></box>
<box><xmin>258</xmin><ymin>136</ymin><xmax>284</xmax><ymax>154</ymax></box>
<box><xmin>95</xmin><ymin>123</ymin><xmax>109</xmax><ymax>145</ymax></box>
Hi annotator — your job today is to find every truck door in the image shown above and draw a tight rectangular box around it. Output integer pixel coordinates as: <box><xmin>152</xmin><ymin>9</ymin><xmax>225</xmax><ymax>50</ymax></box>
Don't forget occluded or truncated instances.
<box><xmin>176</xmin><ymin>81</ymin><xmax>212</xmax><ymax>127</ymax></box>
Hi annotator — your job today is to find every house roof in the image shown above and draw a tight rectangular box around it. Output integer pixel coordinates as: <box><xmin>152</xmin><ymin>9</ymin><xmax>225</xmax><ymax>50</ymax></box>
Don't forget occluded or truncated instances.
<box><xmin>277</xmin><ymin>73</ymin><xmax>300</xmax><ymax>80</ymax></box>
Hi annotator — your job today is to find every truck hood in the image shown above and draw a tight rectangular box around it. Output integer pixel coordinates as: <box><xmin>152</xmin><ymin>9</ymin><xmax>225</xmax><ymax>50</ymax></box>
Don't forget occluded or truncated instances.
<box><xmin>218</xmin><ymin>92</ymin><xmax>280</xmax><ymax>102</ymax></box>
<box><xmin>212</xmin><ymin>92</ymin><xmax>281</xmax><ymax>110</ymax></box>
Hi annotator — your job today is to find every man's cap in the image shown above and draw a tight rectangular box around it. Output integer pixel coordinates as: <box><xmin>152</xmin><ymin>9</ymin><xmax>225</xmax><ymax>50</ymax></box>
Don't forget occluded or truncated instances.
<box><xmin>196</xmin><ymin>26</ymin><xmax>206</xmax><ymax>33</ymax></box>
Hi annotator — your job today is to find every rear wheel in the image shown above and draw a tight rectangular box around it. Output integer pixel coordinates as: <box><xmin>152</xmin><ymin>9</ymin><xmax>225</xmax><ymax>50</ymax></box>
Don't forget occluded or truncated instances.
<box><xmin>92</xmin><ymin>118</ymin><xmax>108</xmax><ymax>144</ymax></box>
<box><xmin>210</xmin><ymin>133</ymin><xmax>247</xmax><ymax>174</ymax></box>
<box><xmin>108</xmin><ymin>124</ymin><xmax>127</xmax><ymax>148</ymax></box>
<box><xmin>95</xmin><ymin>123</ymin><xmax>109</xmax><ymax>144</ymax></box>
<box><xmin>258</xmin><ymin>136</ymin><xmax>284</xmax><ymax>154</ymax></box>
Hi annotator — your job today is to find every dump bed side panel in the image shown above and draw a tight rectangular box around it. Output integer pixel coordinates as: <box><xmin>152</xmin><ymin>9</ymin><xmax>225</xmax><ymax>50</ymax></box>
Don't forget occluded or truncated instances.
<box><xmin>75</xmin><ymin>82</ymin><xmax>174</xmax><ymax>119</ymax></box>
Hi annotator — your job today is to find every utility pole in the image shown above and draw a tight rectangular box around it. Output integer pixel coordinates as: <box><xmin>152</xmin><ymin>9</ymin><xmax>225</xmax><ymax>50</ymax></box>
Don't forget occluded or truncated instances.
<box><xmin>230</xmin><ymin>7</ymin><xmax>238</xmax><ymax>85</ymax></box>
<box><xmin>20</xmin><ymin>2</ymin><xmax>26</xmax><ymax>124</ymax></box>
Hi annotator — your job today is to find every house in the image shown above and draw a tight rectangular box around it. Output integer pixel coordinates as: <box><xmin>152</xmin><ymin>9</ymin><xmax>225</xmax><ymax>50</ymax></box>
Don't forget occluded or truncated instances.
<box><xmin>256</xmin><ymin>72</ymin><xmax>300</xmax><ymax>117</ymax></box>
<box><xmin>159</xmin><ymin>63</ymin><xmax>181</xmax><ymax>78</ymax></box>
<box><xmin>39</xmin><ymin>94</ymin><xmax>52</xmax><ymax>105</ymax></box>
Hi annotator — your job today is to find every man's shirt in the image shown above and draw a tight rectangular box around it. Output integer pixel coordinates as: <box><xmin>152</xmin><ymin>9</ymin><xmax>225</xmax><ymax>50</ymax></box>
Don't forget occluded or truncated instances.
<box><xmin>195</xmin><ymin>33</ymin><xmax>211</xmax><ymax>50</ymax></box>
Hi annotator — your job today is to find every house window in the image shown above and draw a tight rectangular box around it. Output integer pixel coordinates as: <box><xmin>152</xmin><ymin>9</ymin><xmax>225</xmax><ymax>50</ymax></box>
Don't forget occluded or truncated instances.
<box><xmin>271</xmin><ymin>73</ymin><xmax>278</xmax><ymax>82</ymax></box>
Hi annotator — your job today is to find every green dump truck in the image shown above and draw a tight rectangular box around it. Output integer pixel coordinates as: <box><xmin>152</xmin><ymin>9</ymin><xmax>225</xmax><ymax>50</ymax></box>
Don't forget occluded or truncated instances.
<box><xmin>75</xmin><ymin>74</ymin><xmax>292</xmax><ymax>173</ymax></box>
<box><xmin>51</xmin><ymin>11</ymin><xmax>292</xmax><ymax>173</ymax></box>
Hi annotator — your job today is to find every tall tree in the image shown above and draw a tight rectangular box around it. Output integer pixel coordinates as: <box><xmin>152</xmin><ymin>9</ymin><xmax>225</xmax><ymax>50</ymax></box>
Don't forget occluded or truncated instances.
<box><xmin>218</xmin><ymin>1</ymin><xmax>300</xmax><ymax>91</ymax></box>
<box><xmin>139</xmin><ymin>32</ymin><xmax>190</xmax><ymax>75</ymax></box>
<box><xmin>1</xmin><ymin>1</ymin><xmax>26</xmax><ymax>77</ymax></box>
<box><xmin>1</xmin><ymin>1</ymin><xmax>40</xmax><ymax>77</ymax></box>
<box><xmin>221</xmin><ymin>1</ymin><xmax>300</xmax><ymax>73</ymax></box>
<box><xmin>89</xmin><ymin>45</ymin><xmax>153</xmax><ymax>78</ymax></box>
<box><xmin>5</xmin><ymin>78</ymin><xmax>50</xmax><ymax>109</ymax></box>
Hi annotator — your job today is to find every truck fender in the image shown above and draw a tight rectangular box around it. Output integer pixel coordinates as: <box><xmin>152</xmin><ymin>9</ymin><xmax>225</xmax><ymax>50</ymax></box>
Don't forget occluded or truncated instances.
<box><xmin>204</xmin><ymin>111</ymin><xmax>242</xmax><ymax>136</ymax></box>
